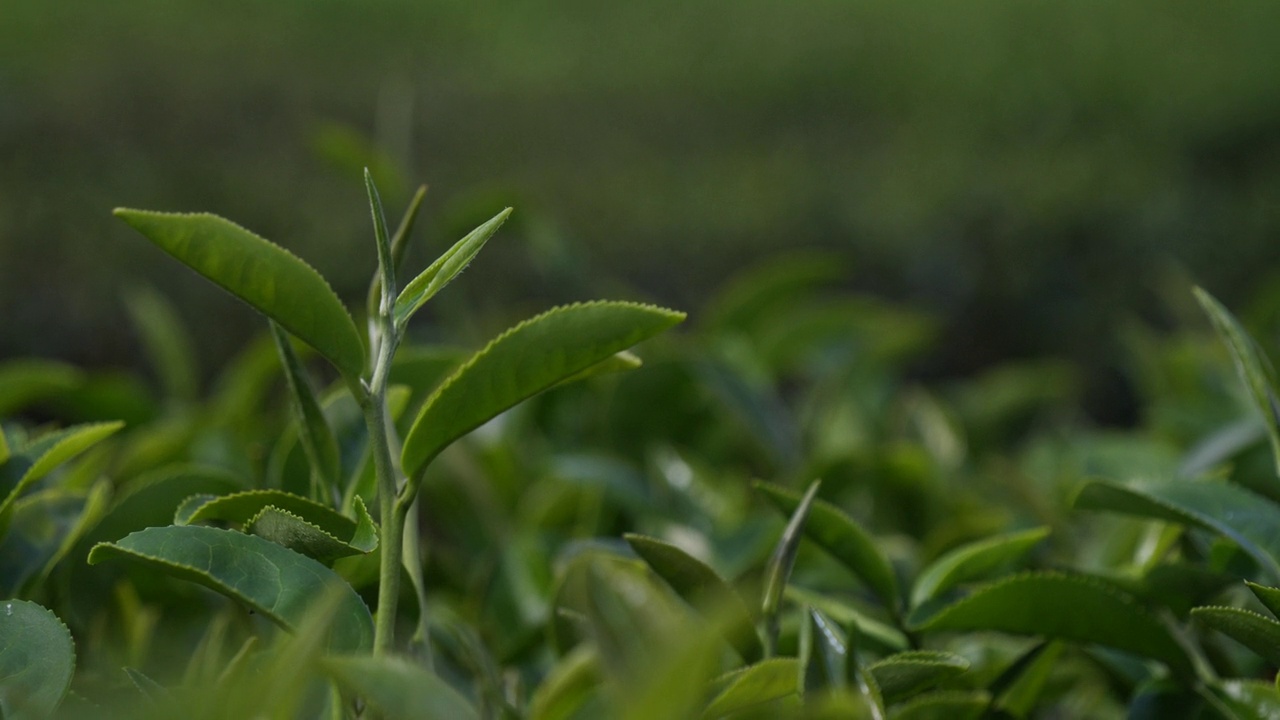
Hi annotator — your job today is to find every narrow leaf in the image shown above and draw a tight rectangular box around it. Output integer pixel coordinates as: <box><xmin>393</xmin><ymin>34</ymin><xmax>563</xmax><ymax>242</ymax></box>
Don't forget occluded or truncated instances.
<box><xmin>368</xmin><ymin>184</ymin><xmax>428</xmax><ymax>317</ymax></box>
<box><xmin>270</xmin><ymin>322</ymin><xmax>341</xmax><ymax>500</ymax></box>
<box><xmin>401</xmin><ymin>301</ymin><xmax>685</xmax><ymax>480</ymax></box>
<box><xmin>0</xmin><ymin>421</ymin><xmax>123</xmax><ymax>518</ymax></box>
<box><xmin>0</xmin><ymin>429</ymin><xmax>8</xmax><ymax>466</ymax></box>
<box><xmin>114</xmin><ymin>209</ymin><xmax>365</xmax><ymax>377</ymax></box>
<box><xmin>704</xmin><ymin>659</ymin><xmax>798</xmax><ymax>719</ymax></box>
<box><xmin>88</xmin><ymin>525</ymin><xmax>372</xmax><ymax>651</ymax></box>
<box><xmin>1248</xmin><ymin>581</ymin><xmax>1280</xmax><ymax>619</ymax></box>
<box><xmin>124</xmin><ymin>286</ymin><xmax>199</xmax><ymax>404</ymax></box>
<box><xmin>123</xmin><ymin>666</ymin><xmax>172</xmax><ymax>705</ymax></box>
<box><xmin>1074</xmin><ymin>478</ymin><xmax>1280</xmax><ymax>581</ymax></box>
<box><xmin>868</xmin><ymin>651</ymin><xmax>969</xmax><ymax>704</ymax></box>
<box><xmin>803</xmin><ymin>608</ymin><xmax>848</xmax><ymax>694</ymax></box>
<box><xmin>0</xmin><ymin>599</ymin><xmax>75</xmax><ymax>720</ymax></box>
<box><xmin>324</xmin><ymin>654</ymin><xmax>478</xmax><ymax>720</ymax></box>
<box><xmin>1192</xmin><ymin>606</ymin><xmax>1280</xmax><ymax>666</ymax></box>
<box><xmin>911</xmin><ymin>527</ymin><xmax>1050</xmax><ymax>607</ymax></box>
<box><xmin>756</xmin><ymin>481</ymin><xmax>900</xmax><ymax>612</ymax></box>
<box><xmin>763</xmin><ymin>480</ymin><xmax>821</xmax><ymax>618</ymax></box>
<box><xmin>910</xmin><ymin>572</ymin><xmax>1192</xmax><ymax>676</ymax></box>
<box><xmin>394</xmin><ymin>208</ymin><xmax>512</xmax><ymax>329</ymax></box>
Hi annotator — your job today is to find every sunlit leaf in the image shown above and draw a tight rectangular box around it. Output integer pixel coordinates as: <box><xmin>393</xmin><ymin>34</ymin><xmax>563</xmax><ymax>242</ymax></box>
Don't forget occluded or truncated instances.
<box><xmin>114</xmin><ymin>209</ymin><xmax>365</xmax><ymax>377</ymax></box>
<box><xmin>1213</xmin><ymin>679</ymin><xmax>1280</xmax><ymax>720</ymax></box>
<box><xmin>1247</xmin><ymin>581</ymin><xmax>1280</xmax><ymax>620</ymax></box>
<box><xmin>394</xmin><ymin>208</ymin><xmax>512</xmax><ymax>329</ymax></box>
<box><xmin>324</xmin><ymin>654</ymin><xmax>478</xmax><ymax>720</ymax></box>
<box><xmin>911</xmin><ymin>527</ymin><xmax>1050</xmax><ymax>607</ymax></box>
<box><xmin>0</xmin><ymin>599</ymin><xmax>75</xmax><ymax>720</ymax></box>
<box><xmin>992</xmin><ymin>641</ymin><xmax>1064</xmax><ymax>717</ymax></box>
<box><xmin>368</xmin><ymin>184</ymin><xmax>428</xmax><ymax>318</ymax></box>
<box><xmin>1192</xmin><ymin>606</ymin><xmax>1280</xmax><ymax>666</ymax></box>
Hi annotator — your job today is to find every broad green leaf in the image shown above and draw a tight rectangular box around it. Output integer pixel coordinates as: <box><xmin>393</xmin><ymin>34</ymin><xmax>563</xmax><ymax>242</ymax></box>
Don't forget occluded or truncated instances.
<box><xmin>402</xmin><ymin>301</ymin><xmax>685</xmax><ymax>479</ymax></box>
<box><xmin>124</xmin><ymin>286</ymin><xmax>199</xmax><ymax>404</ymax></box>
<box><xmin>324</xmin><ymin>655</ymin><xmax>478</xmax><ymax>720</ymax></box>
<box><xmin>394</xmin><ymin>208</ymin><xmax>512</xmax><ymax>329</ymax></box>
<box><xmin>625</xmin><ymin>533</ymin><xmax>762</xmax><ymax>663</ymax></box>
<box><xmin>88</xmin><ymin>525</ymin><xmax>372</xmax><ymax>651</ymax></box>
<box><xmin>32</xmin><ymin>479</ymin><xmax>112</xmax><ymax>589</ymax></box>
<box><xmin>114</xmin><ymin>209</ymin><xmax>365</xmax><ymax>377</ymax></box>
<box><xmin>1191</xmin><ymin>606</ymin><xmax>1280</xmax><ymax>666</ymax></box>
<box><xmin>364</xmin><ymin>168</ymin><xmax>396</xmax><ymax>312</ymax></box>
<box><xmin>910</xmin><ymin>572</ymin><xmax>1192</xmax><ymax>676</ymax></box>
<box><xmin>555</xmin><ymin>350</ymin><xmax>643</xmax><ymax>388</ymax></box>
<box><xmin>1074</xmin><ymin>478</ymin><xmax>1280</xmax><ymax>580</ymax></box>
<box><xmin>0</xmin><ymin>421</ymin><xmax>123</xmax><ymax>519</ymax></box>
<box><xmin>704</xmin><ymin>658</ymin><xmax>799</xmax><ymax>719</ymax></box>
<box><xmin>528</xmin><ymin>646</ymin><xmax>599</xmax><ymax>720</ymax></box>
<box><xmin>1194</xmin><ymin>286</ymin><xmax>1280</xmax><ymax>481</ymax></box>
<box><xmin>869</xmin><ymin>651</ymin><xmax>969</xmax><ymax>704</ymax></box>
<box><xmin>911</xmin><ymin>527</ymin><xmax>1050</xmax><ymax>607</ymax></box>
<box><xmin>0</xmin><ymin>599</ymin><xmax>75</xmax><ymax>720</ymax></box>
<box><xmin>177</xmin><ymin>490</ymin><xmax>376</xmax><ymax>561</ymax></box>
<box><xmin>757</xmin><ymin>481</ymin><xmax>900</xmax><ymax>613</ymax></box>
<box><xmin>270</xmin><ymin>322</ymin><xmax>341</xmax><ymax>500</ymax></box>
<box><xmin>0</xmin><ymin>359</ymin><xmax>82</xmax><ymax>417</ymax></box>
<box><xmin>1247</xmin><ymin>582</ymin><xmax>1280</xmax><ymax>619</ymax></box>
<box><xmin>704</xmin><ymin>252</ymin><xmax>845</xmax><ymax>333</ymax></box>
<box><xmin>890</xmin><ymin>691</ymin><xmax>990</xmax><ymax>720</ymax></box>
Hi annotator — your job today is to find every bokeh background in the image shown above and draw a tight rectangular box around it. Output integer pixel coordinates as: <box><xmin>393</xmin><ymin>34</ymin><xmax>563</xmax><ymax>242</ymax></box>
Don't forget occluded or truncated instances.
<box><xmin>6</xmin><ymin>0</ymin><xmax>1280</xmax><ymax>424</ymax></box>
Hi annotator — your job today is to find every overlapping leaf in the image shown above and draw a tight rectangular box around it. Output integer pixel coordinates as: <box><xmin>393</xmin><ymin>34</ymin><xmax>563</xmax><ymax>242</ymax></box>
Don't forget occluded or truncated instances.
<box><xmin>0</xmin><ymin>599</ymin><xmax>75</xmax><ymax>720</ymax></box>
<box><xmin>911</xmin><ymin>527</ymin><xmax>1050</xmax><ymax>606</ymax></box>
<box><xmin>394</xmin><ymin>208</ymin><xmax>512</xmax><ymax>329</ymax></box>
<box><xmin>177</xmin><ymin>490</ymin><xmax>376</xmax><ymax>562</ymax></box>
<box><xmin>324</xmin><ymin>655</ymin><xmax>478</xmax><ymax>720</ymax></box>
<box><xmin>704</xmin><ymin>659</ymin><xmax>799</xmax><ymax>719</ymax></box>
<box><xmin>869</xmin><ymin>651</ymin><xmax>969</xmax><ymax>704</ymax></box>
<box><xmin>0</xmin><ymin>421</ymin><xmax>123</xmax><ymax>520</ymax></box>
<box><xmin>1191</xmin><ymin>606</ymin><xmax>1280</xmax><ymax>666</ymax></box>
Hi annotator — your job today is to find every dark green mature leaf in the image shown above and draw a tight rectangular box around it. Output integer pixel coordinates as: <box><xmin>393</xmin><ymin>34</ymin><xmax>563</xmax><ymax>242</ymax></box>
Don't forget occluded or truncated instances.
<box><xmin>270</xmin><ymin>323</ymin><xmax>342</xmax><ymax>502</ymax></box>
<box><xmin>993</xmin><ymin>641</ymin><xmax>1064</xmax><ymax>718</ymax></box>
<box><xmin>0</xmin><ymin>599</ymin><xmax>75</xmax><ymax>720</ymax></box>
<box><xmin>0</xmin><ymin>429</ymin><xmax>8</xmax><ymax>466</ymax></box>
<box><xmin>911</xmin><ymin>527</ymin><xmax>1050</xmax><ymax>607</ymax></box>
<box><xmin>624</xmin><ymin>533</ymin><xmax>762</xmax><ymax>663</ymax></box>
<box><xmin>704</xmin><ymin>659</ymin><xmax>799</xmax><ymax>719</ymax></box>
<box><xmin>1074</xmin><ymin>478</ymin><xmax>1280</xmax><ymax>580</ymax></box>
<box><xmin>394</xmin><ymin>208</ymin><xmax>512</xmax><ymax>329</ymax></box>
<box><xmin>845</xmin><ymin>621</ymin><xmax>887</xmax><ymax>720</ymax></box>
<box><xmin>0</xmin><ymin>421</ymin><xmax>123</xmax><ymax>519</ymax></box>
<box><xmin>114</xmin><ymin>209</ymin><xmax>366</xmax><ymax>377</ymax></box>
<box><xmin>1192</xmin><ymin>606</ymin><xmax>1280</xmax><ymax>666</ymax></box>
<box><xmin>910</xmin><ymin>573</ymin><xmax>1192</xmax><ymax>676</ymax></box>
<box><xmin>1247</xmin><ymin>582</ymin><xmax>1280</xmax><ymax>619</ymax></box>
<box><xmin>1194</xmin><ymin>286</ymin><xmax>1280</xmax><ymax>481</ymax></box>
<box><xmin>88</xmin><ymin>525</ymin><xmax>372</xmax><ymax>651</ymax></box>
<box><xmin>0</xmin><ymin>359</ymin><xmax>82</xmax><ymax>417</ymax></box>
<box><xmin>757</xmin><ymin>482</ymin><xmax>900</xmax><ymax>612</ymax></box>
<box><xmin>402</xmin><ymin>301</ymin><xmax>685</xmax><ymax>479</ymax></box>
<box><xmin>890</xmin><ymin>691</ymin><xmax>990</xmax><ymax>720</ymax></box>
<box><xmin>869</xmin><ymin>651</ymin><xmax>969</xmax><ymax>704</ymax></box>
<box><xmin>177</xmin><ymin>490</ymin><xmax>376</xmax><ymax>561</ymax></box>
<box><xmin>324</xmin><ymin>655</ymin><xmax>478</xmax><ymax>720</ymax></box>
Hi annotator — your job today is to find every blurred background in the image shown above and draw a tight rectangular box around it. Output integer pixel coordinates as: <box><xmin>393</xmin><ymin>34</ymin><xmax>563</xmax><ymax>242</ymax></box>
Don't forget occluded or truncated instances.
<box><xmin>5</xmin><ymin>0</ymin><xmax>1280</xmax><ymax>425</ymax></box>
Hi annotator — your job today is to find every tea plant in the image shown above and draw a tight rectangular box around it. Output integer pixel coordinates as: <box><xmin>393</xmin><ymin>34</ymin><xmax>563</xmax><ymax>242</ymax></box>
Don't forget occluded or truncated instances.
<box><xmin>5</xmin><ymin>176</ymin><xmax>1280</xmax><ymax>717</ymax></box>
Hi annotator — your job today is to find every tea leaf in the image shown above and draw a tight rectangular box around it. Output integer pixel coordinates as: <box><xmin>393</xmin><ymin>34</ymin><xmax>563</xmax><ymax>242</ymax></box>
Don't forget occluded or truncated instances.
<box><xmin>394</xmin><ymin>208</ymin><xmax>512</xmax><ymax>329</ymax></box>
<box><xmin>247</xmin><ymin>503</ymin><xmax>377</xmax><ymax>563</ymax></box>
<box><xmin>1074</xmin><ymin>478</ymin><xmax>1280</xmax><ymax>581</ymax></box>
<box><xmin>868</xmin><ymin>651</ymin><xmax>969</xmax><ymax>704</ymax></box>
<box><xmin>124</xmin><ymin>286</ymin><xmax>199</xmax><ymax>404</ymax></box>
<box><xmin>845</xmin><ymin>621</ymin><xmax>886</xmax><ymax>720</ymax></box>
<box><xmin>88</xmin><ymin>525</ymin><xmax>373</xmax><ymax>651</ymax></box>
<box><xmin>625</xmin><ymin>533</ymin><xmax>763</xmax><ymax>663</ymax></box>
<box><xmin>802</xmin><ymin>608</ymin><xmax>848</xmax><ymax>693</ymax></box>
<box><xmin>1247</xmin><ymin>581</ymin><xmax>1280</xmax><ymax>619</ymax></box>
<box><xmin>1213</xmin><ymin>680</ymin><xmax>1280</xmax><ymax>720</ymax></box>
<box><xmin>911</xmin><ymin>526</ymin><xmax>1050</xmax><ymax>607</ymax></box>
<box><xmin>910</xmin><ymin>572</ymin><xmax>1192</xmax><ymax>676</ymax></box>
<box><xmin>762</xmin><ymin>480</ymin><xmax>821</xmax><ymax>652</ymax></box>
<box><xmin>1191</xmin><ymin>606</ymin><xmax>1280</xmax><ymax>666</ymax></box>
<box><xmin>1194</xmin><ymin>286</ymin><xmax>1280</xmax><ymax>481</ymax></box>
<box><xmin>704</xmin><ymin>658</ymin><xmax>799</xmax><ymax>719</ymax></box>
<box><xmin>756</xmin><ymin>481</ymin><xmax>900</xmax><ymax>613</ymax></box>
<box><xmin>0</xmin><ymin>359</ymin><xmax>83</xmax><ymax>417</ymax></box>
<box><xmin>528</xmin><ymin>646</ymin><xmax>599</xmax><ymax>720</ymax></box>
<box><xmin>368</xmin><ymin>184</ymin><xmax>428</xmax><ymax>318</ymax></box>
<box><xmin>0</xmin><ymin>599</ymin><xmax>75</xmax><ymax>720</ymax></box>
<box><xmin>113</xmin><ymin>209</ymin><xmax>365</xmax><ymax>377</ymax></box>
<box><xmin>401</xmin><ymin>301</ymin><xmax>685</xmax><ymax>480</ymax></box>
<box><xmin>891</xmin><ymin>691</ymin><xmax>990</xmax><ymax>720</ymax></box>
<box><xmin>323</xmin><ymin>654</ymin><xmax>478</xmax><ymax>720</ymax></box>
<box><xmin>0</xmin><ymin>421</ymin><xmax>124</xmax><ymax>519</ymax></box>
<box><xmin>177</xmin><ymin>490</ymin><xmax>376</xmax><ymax>561</ymax></box>
<box><xmin>270</xmin><ymin>322</ymin><xmax>341</xmax><ymax>500</ymax></box>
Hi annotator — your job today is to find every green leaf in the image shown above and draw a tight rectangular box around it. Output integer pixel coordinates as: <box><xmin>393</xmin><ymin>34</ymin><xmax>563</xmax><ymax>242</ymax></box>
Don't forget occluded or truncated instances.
<box><xmin>365</xmin><ymin>168</ymin><xmax>396</xmax><ymax>310</ymax></box>
<box><xmin>368</xmin><ymin>184</ymin><xmax>428</xmax><ymax>318</ymax></box>
<box><xmin>756</xmin><ymin>481</ymin><xmax>900</xmax><ymax>613</ymax></box>
<box><xmin>177</xmin><ymin>490</ymin><xmax>376</xmax><ymax>561</ymax></box>
<box><xmin>1194</xmin><ymin>286</ymin><xmax>1280</xmax><ymax>481</ymax></box>
<box><xmin>0</xmin><ymin>359</ymin><xmax>82</xmax><ymax>417</ymax></box>
<box><xmin>401</xmin><ymin>301</ymin><xmax>685</xmax><ymax>480</ymax></box>
<box><xmin>246</xmin><ymin>502</ymin><xmax>377</xmax><ymax>563</ymax></box>
<box><xmin>528</xmin><ymin>646</ymin><xmax>599</xmax><ymax>720</ymax></box>
<box><xmin>0</xmin><ymin>599</ymin><xmax>75</xmax><ymax>720</ymax></box>
<box><xmin>762</xmin><ymin>480</ymin><xmax>821</xmax><ymax>652</ymax></box>
<box><xmin>624</xmin><ymin>533</ymin><xmax>762</xmax><ymax>663</ymax></box>
<box><xmin>0</xmin><ymin>421</ymin><xmax>124</xmax><ymax>520</ymax></box>
<box><xmin>992</xmin><ymin>641</ymin><xmax>1064</xmax><ymax>718</ymax></box>
<box><xmin>890</xmin><ymin>691</ymin><xmax>990</xmax><ymax>720</ymax></box>
<box><xmin>802</xmin><ymin>608</ymin><xmax>848</xmax><ymax>694</ymax></box>
<box><xmin>124</xmin><ymin>286</ymin><xmax>199</xmax><ymax>404</ymax></box>
<box><xmin>1192</xmin><ymin>606</ymin><xmax>1280</xmax><ymax>666</ymax></box>
<box><xmin>0</xmin><ymin>430</ymin><xmax>8</xmax><ymax>466</ymax></box>
<box><xmin>1074</xmin><ymin>478</ymin><xmax>1280</xmax><ymax>581</ymax></box>
<box><xmin>323</xmin><ymin>655</ymin><xmax>478</xmax><ymax>720</ymax></box>
<box><xmin>270</xmin><ymin>322</ymin><xmax>342</xmax><ymax>501</ymax></box>
<box><xmin>911</xmin><ymin>527</ymin><xmax>1050</xmax><ymax>607</ymax></box>
<box><xmin>88</xmin><ymin>525</ymin><xmax>372</xmax><ymax>651</ymax></box>
<box><xmin>868</xmin><ymin>651</ymin><xmax>969</xmax><ymax>704</ymax></box>
<box><xmin>1213</xmin><ymin>680</ymin><xmax>1280</xmax><ymax>720</ymax></box>
<box><xmin>394</xmin><ymin>207</ymin><xmax>512</xmax><ymax>329</ymax></box>
<box><xmin>1247</xmin><ymin>581</ymin><xmax>1280</xmax><ymax>619</ymax></box>
<box><xmin>114</xmin><ymin>209</ymin><xmax>365</xmax><ymax>377</ymax></box>
<box><xmin>910</xmin><ymin>572</ymin><xmax>1192</xmax><ymax>676</ymax></box>
<box><xmin>704</xmin><ymin>658</ymin><xmax>799</xmax><ymax>719</ymax></box>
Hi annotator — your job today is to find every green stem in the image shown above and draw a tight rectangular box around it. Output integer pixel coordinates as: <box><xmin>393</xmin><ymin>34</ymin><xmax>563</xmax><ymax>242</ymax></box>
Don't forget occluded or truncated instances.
<box><xmin>366</xmin><ymin>391</ymin><xmax>405</xmax><ymax>656</ymax></box>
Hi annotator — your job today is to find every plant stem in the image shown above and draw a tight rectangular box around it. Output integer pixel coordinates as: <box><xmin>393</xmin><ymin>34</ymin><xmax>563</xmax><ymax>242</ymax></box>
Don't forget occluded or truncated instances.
<box><xmin>365</xmin><ymin>390</ymin><xmax>404</xmax><ymax>656</ymax></box>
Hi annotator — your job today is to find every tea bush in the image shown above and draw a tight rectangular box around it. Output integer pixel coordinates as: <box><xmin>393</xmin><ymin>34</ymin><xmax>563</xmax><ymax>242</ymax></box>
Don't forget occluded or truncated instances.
<box><xmin>3</xmin><ymin>175</ymin><xmax>1280</xmax><ymax>718</ymax></box>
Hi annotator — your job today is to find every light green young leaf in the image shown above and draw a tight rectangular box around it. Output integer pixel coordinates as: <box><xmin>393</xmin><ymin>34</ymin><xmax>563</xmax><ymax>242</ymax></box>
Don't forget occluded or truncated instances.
<box><xmin>401</xmin><ymin>301</ymin><xmax>685</xmax><ymax>481</ymax></box>
<box><xmin>124</xmin><ymin>286</ymin><xmax>199</xmax><ymax>404</ymax></box>
<box><xmin>911</xmin><ymin>527</ymin><xmax>1050</xmax><ymax>607</ymax></box>
<box><xmin>1191</xmin><ymin>606</ymin><xmax>1280</xmax><ymax>666</ymax></box>
<box><xmin>891</xmin><ymin>691</ymin><xmax>990</xmax><ymax>720</ymax></box>
<box><xmin>0</xmin><ymin>421</ymin><xmax>124</xmax><ymax>519</ymax></box>
<box><xmin>394</xmin><ymin>208</ymin><xmax>512</xmax><ymax>329</ymax></box>
<box><xmin>364</xmin><ymin>168</ymin><xmax>396</xmax><ymax>307</ymax></box>
<box><xmin>910</xmin><ymin>572</ymin><xmax>1192</xmax><ymax>677</ymax></box>
<box><xmin>756</xmin><ymin>481</ymin><xmax>900</xmax><ymax>613</ymax></box>
<box><xmin>1074</xmin><ymin>478</ymin><xmax>1280</xmax><ymax>581</ymax></box>
<box><xmin>0</xmin><ymin>359</ymin><xmax>82</xmax><ymax>417</ymax></box>
<box><xmin>88</xmin><ymin>525</ymin><xmax>372</xmax><ymax>651</ymax></box>
<box><xmin>323</xmin><ymin>655</ymin><xmax>478</xmax><ymax>720</ymax></box>
<box><xmin>0</xmin><ymin>599</ymin><xmax>75</xmax><ymax>720</ymax></box>
<box><xmin>624</xmin><ymin>533</ymin><xmax>762</xmax><ymax>663</ymax></box>
<box><xmin>528</xmin><ymin>646</ymin><xmax>599</xmax><ymax>720</ymax></box>
<box><xmin>270</xmin><ymin>322</ymin><xmax>341</xmax><ymax>501</ymax></box>
<box><xmin>845</xmin><ymin>621</ymin><xmax>886</xmax><ymax>720</ymax></box>
<box><xmin>114</xmin><ymin>209</ymin><xmax>365</xmax><ymax>378</ymax></box>
<box><xmin>368</xmin><ymin>184</ymin><xmax>428</xmax><ymax>319</ymax></box>
<box><xmin>869</xmin><ymin>651</ymin><xmax>969</xmax><ymax>704</ymax></box>
<box><xmin>177</xmin><ymin>490</ymin><xmax>376</xmax><ymax>561</ymax></box>
<box><xmin>1194</xmin><ymin>286</ymin><xmax>1280</xmax><ymax>481</ymax></box>
<box><xmin>704</xmin><ymin>658</ymin><xmax>799</xmax><ymax>719</ymax></box>
<box><xmin>762</xmin><ymin>480</ymin><xmax>821</xmax><ymax>652</ymax></box>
